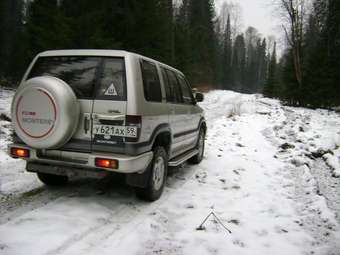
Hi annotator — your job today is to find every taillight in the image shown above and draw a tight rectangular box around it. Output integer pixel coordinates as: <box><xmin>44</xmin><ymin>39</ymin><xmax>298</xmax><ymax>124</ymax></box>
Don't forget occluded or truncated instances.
<box><xmin>95</xmin><ymin>158</ymin><xmax>118</xmax><ymax>169</ymax></box>
<box><xmin>11</xmin><ymin>148</ymin><xmax>30</xmax><ymax>158</ymax></box>
<box><xmin>125</xmin><ymin>115</ymin><xmax>141</xmax><ymax>142</ymax></box>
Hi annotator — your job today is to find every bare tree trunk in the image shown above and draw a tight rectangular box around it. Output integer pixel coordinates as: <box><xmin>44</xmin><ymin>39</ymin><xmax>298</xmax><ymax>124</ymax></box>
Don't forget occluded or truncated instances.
<box><xmin>281</xmin><ymin>0</ymin><xmax>305</xmax><ymax>89</ymax></box>
<box><xmin>293</xmin><ymin>45</ymin><xmax>302</xmax><ymax>87</ymax></box>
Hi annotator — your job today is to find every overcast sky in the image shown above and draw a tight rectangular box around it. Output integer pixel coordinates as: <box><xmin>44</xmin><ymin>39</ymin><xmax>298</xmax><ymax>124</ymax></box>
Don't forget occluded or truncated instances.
<box><xmin>215</xmin><ymin>0</ymin><xmax>278</xmax><ymax>38</ymax></box>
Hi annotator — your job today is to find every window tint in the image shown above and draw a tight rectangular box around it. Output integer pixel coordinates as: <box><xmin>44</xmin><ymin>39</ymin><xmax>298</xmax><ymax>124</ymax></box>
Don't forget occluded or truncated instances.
<box><xmin>96</xmin><ymin>58</ymin><xmax>126</xmax><ymax>101</ymax></box>
<box><xmin>164</xmin><ymin>69</ymin><xmax>182</xmax><ymax>103</ymax></box>
<box><xmin>141</xmin><ymin>60</ymin><xmax>162</xmax><ymax>102</ymax></box>
<box><xmin>28</xmin><ymin>56</ymin><xmax>99</xmax><ymax>98</ymax></box>
<box><xmin>176</xmin><ymin>74</ymin><xmax>194</xmax><ymax>104</ymax></box>
<box><xmin>27</xmin><ymin>56</ymin><xmax>127</xmax><ymax>100</ymax></box>
<box><xmin>161</xmin><ymin>68</ymin><xmax>172</xmax><ymax>102</ymax></box>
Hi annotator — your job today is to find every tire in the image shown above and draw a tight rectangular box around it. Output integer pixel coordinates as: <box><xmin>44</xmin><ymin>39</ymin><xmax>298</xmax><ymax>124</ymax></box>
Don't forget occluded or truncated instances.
<box><xmin>189</xmin><ymin>129</ymin><xmax>205</xmax><ymax>164</ymax></box>
<box><xmin>135</xmin><ymin>147</ymin><xmax>168</xmax><ymax>201</ymax></box>
<box><xmin>37</xmin><ymin>172</ymin><xmax>69</xmax><ymax>186</ymax></box>
<box><xmin>11</xmin><ymin>76</ymin><xmax>80</xmax><ymax>149</ymax></box>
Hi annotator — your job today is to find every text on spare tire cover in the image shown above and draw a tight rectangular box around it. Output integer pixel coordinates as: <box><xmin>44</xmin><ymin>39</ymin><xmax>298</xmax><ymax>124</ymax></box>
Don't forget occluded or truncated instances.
<box><xmin>16</xmin><ymin>88</ymin><xmax>56</xmax><ymax>138</ymax></box>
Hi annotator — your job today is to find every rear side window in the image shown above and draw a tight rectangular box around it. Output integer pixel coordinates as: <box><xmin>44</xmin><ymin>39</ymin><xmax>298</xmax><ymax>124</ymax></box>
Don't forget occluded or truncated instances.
<box><xmin>27</xmin><ymin>56</ymin><xmax>126</xmax><ymax>100</ymax></box>
<box><xmin>161</xmin><ymin>68</ymin><xmax>172</xmax><ymax>102</ymax></box>
<box><xmin>176</xmin><ymin>74</ymin><xmax>194</xmax><ymax>104</ymax></box>
<box><xmin>163</xmin><ymin>68</ymin><xmax>182</xmax><ymax>104</ymax></box>
<box><xmin>140</xmin><ymin>60</ymin><xmax>162</xmax><ymax>102</ymax></box>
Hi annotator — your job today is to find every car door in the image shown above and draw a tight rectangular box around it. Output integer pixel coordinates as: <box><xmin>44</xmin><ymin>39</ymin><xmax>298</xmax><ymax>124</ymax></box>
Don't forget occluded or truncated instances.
<box><xmin>161</xmin><ymin>68</ymin><xmax>190</xmax><ymax>158</ymax></box>
<box><xmin>91</xmin><ymin>57</ymin><xmax>128</xmax><ymax>153</ymax></box>
<box><xmin>26</xmin><ymin>56</ymin><xmax>99</xmax><ymax>152</ymax></box>
<box><xmin>175</xmin><ymin>73</ymin><xmax>198</xmax><ymax>150</ymax></box>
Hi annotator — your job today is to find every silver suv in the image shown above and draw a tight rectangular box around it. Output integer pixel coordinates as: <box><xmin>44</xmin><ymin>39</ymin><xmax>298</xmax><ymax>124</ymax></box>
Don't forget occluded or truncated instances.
<box><xmin>8</xmin><ymin>50</ymin><xmax>206</xmax><ymax>201</ymax></box>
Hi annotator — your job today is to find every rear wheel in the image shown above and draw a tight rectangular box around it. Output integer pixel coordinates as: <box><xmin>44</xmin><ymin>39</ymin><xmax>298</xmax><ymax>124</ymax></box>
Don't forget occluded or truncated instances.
<box><xmin>135</xmin><ymin>146</ymin><xmax>168</xmax><ymax>201</ymax></box>
<box><xmin>37</xmin><ymin>172</ymin><xmax>69</xmax><ymax>186</ymax></box>
<box><xmin>189</xmin><ymin>129</ymin><xmax>205</xmax><ymax>164</ymax></box>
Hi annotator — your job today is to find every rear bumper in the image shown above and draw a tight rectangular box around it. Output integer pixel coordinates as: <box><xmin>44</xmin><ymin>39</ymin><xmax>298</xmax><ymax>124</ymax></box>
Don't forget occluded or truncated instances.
<box><xmin>8</xmin><ymin>144</ymin><xmax>153</xmax><ymax>174</ymax></box>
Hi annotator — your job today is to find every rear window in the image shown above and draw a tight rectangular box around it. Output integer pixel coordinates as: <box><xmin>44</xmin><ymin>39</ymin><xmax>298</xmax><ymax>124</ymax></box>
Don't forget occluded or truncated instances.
<box><xmin>95</xmin><ymin>58</ymin><xmax>126</xmax><ymax>101</ymax></box>
<box><xmin>27</xmin><ymin>56</ymin><xmax>126</xmax><ymax>100</ymax></box>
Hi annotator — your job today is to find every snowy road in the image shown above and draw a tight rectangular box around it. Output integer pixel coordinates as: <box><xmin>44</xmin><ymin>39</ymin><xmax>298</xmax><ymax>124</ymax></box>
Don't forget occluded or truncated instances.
<box><xmin>0</xmin><ymin>89</ymin><xmax>340</xmax><ymax>255</ymax></box>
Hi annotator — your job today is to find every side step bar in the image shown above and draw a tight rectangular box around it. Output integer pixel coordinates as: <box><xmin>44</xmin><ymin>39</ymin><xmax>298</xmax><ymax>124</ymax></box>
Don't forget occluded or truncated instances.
<box><xmin>168</xmin><ymin>149</ymin><xmax>198</xmax><ymax>167</ymax></box>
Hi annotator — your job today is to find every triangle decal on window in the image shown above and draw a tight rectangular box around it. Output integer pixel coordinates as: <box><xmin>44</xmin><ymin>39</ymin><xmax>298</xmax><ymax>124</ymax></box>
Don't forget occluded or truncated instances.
<box><xmin>104</xmin><ymin>83</ymin><xmax>118</xmax><ymax>96</ymax></box>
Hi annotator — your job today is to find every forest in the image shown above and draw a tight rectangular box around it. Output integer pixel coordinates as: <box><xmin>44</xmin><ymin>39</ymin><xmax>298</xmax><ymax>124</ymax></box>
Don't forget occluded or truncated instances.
<box><xmin>0</xmin><ymin>0</ymin><xmax>339</xmax><ymax>108</ymax></box>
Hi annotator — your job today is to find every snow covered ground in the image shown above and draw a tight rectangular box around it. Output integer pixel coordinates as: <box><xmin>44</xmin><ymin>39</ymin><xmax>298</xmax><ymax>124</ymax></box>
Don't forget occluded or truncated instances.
<box><xmin>0</xmin><ymin>88</ymin><xmax>40</xmax><ymax>196</ymax></box>
<box><xmin>0</xmin><ymin>88</ymin><xmax>340</xmax><ymax>255</ymax></box>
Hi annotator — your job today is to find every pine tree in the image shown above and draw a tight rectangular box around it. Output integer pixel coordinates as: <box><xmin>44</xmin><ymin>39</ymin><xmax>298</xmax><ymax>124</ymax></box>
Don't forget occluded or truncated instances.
<box><xmin>302</xmin><ymin>0</ymin><xmax>340</xmax><ymax>108</ymax></box>
<box><xmin>174</xmin><ymin>0</ymin><xmax>192</xmax><ymax>76</ymax></box>
<box><xmin>0</xmin><ymin>0</ymin><xmax>25</xmax><ymax>81</ymax></box>
<box><xmin>280</xmin><ymin>49</ymin><xmax>300</xmax><ymax>105</ymax></box>
<box><xmin>232</xmin><ymin>34</ymin><xmax>246</xmax><ymax>92</ymax></box>
<box><xmin>187</xmin><ymin>0</ymin><xmax>216</xmax><ymax>88</ymax></box>
<box><xmin>221</xmin><ymin>14</ymin><xmax>232</xmax><ymax>89</ymax></box>
<box><xmin>26</xmin><ymin>0</ymin><xmax>72</xmax><ymax>56</ymax></box>
<box><xmin>264</xmin><ymin>42</ymin><xmax>277</xmax><ymax>98</ymax></box>
<box><xmin>244</xmin><ymin>27</ymin><xmax>257</xmax><ymax>92</ymax></box>
<box><xmin>326</xmin><ymin>0</ymin><xmax>340</xmax><ymax>106</ymax></box>
<box><xmin>303</xmin><ymin>8</ymin><xmax>327</xmax><ymax>107</ymax></box>
<box><xmin>257</xmin><ymin>38</ymin><xmax>267</xmax><ymax>92</ymax></box>
<box><xmin>129</xmin><ymin>0</ymin><xmax>174</xmax><ymax>63</ymax></box>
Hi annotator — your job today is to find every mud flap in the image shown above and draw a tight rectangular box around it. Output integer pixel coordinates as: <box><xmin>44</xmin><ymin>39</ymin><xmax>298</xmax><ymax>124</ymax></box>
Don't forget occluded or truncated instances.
<box><xmin>126</xmin><ymin>166</ymin><xmax>152</xmax><ymax>188</ymax></box>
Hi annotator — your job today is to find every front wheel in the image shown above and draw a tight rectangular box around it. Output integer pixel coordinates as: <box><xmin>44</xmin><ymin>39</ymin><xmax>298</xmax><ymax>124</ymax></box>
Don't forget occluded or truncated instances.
<box><xmin>37</xmin><ymin>172</ymin><xmax>69</xmax><ymax>186</ymax></box>
<box><xmin>135</xmin><ymin>146</ymin><xmax>168</xmax><ymax>201</ymax></box>
<box><xmin>189</xmin><ymin>129</ymin><xmax>205</xmax><ymax>164</ymax></box>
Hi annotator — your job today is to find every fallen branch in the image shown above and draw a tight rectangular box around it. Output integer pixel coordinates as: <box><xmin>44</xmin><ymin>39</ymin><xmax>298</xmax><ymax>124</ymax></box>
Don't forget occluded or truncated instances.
<box><xmin>196</xmin><ymin>212</ymin><xmax>232</xmax><ymax>234</ymax></box>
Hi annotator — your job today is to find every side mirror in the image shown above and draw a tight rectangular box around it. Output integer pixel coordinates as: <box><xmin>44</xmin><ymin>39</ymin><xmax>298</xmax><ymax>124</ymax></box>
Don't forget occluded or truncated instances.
<box><xmin>195</xmin><ymin>92</ymin><xmax>204</xmax><ymax>102</ymax></box>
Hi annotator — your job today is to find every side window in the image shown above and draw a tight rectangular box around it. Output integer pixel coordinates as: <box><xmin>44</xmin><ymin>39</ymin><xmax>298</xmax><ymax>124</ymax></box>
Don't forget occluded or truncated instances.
<box><xmin>140</xmin><ymin>60</ymin><xmax>162</xmax><ymax>102</ymax></box>
<box><xmin>176</xmin><ymin>74</ymin><xmax>194</xmax><ymax>104</ymax></box>
<box><xmin>164</xmin><ymin>69</ymin><xmax>182</xmax><ymax>103</ymax></box>
<box><xmin>96</xmin><ymin>58</ymin><xmax>126</xmax><ymax>101</ymax></box>
<box><xmin>161</xmin><ymin>68</ymin><xmax>174</xmax><ymax>103</ymax></box>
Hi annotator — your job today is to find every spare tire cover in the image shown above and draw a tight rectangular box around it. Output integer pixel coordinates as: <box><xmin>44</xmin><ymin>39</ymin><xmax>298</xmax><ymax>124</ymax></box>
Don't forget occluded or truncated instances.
<box><xmin>11</xmin><ymin>76</ymin><xmax>80</xmax><ymax>149</ymax></box>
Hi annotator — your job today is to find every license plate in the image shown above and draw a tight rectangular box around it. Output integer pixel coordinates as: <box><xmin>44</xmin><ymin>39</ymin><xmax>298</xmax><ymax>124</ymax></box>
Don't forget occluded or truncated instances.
<box><xmin>93</xmin><ymin>125</ymin><xmax>137</xmax><ymax>138</ymax></box>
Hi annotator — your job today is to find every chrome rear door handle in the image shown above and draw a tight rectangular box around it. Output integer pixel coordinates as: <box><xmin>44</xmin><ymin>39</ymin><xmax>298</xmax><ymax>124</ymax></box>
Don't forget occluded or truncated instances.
<box><xmin>92</xmin><ymin>114</ymin><xmax>125</xmax><ymax>121</ymax></box>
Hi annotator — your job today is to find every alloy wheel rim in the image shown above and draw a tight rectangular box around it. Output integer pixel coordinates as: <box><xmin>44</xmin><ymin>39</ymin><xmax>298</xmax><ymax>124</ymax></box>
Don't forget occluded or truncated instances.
<box><xmin>153</xmin><ymin>156</ymin><xmax>165</xmax><ymax>191</ymax></box>
<box><xmin>198</xmin><ymin>133</ymin><xmax>204</xmax><ymax>158</ymax></box>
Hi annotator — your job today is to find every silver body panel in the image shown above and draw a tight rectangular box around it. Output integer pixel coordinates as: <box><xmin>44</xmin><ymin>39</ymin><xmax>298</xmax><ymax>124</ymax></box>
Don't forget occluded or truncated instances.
<box><xmin>9</xmin><ymin>50</ymin><xmax>205</xmax><ymax>174</ymax></box>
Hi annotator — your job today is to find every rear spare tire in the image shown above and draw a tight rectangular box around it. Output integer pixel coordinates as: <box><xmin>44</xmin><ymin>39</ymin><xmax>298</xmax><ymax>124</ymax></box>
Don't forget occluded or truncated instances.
<box><xmin>11</xmin><ymin>76</ymin><xmax>80</xmax><ymax>149</ymax></box>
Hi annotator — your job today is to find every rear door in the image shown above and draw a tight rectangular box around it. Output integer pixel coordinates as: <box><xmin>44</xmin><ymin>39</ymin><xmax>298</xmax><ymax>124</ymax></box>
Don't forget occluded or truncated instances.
<box><xmin>91</xmin><ymin>57</ymin><xmax>128</xmax><ymax>153</ymax></box>
<box><xmin>27</xmin><ymin>56</ymin><xmax>100</xmax><ymax>152</ymax></box>
<box><xmin>175</xmin><ymin>74</ymin><xmax>198</xmax><ymax>149</ymax></box>
<box><xmin>161</xmin><ymin>68</ymin><xmax>191</xmax><ymax>157</ymax></box>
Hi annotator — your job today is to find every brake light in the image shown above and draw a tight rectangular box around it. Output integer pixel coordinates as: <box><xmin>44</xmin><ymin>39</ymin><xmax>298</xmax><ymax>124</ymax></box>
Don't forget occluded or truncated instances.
<box><xmin>95</xmin><ymin>158</ymin><xmax>118</xmax><ymax>169</ymax></box>
<box><xmin>126</xmin><ymin>115</ymin><xmax>141</xmax><ymax>126</ymax></box>
<box><xmin>125</xmin><ymin>115</ymin><xmax>141</xmax><ymax>142</ymax></box>
<box><xmin>11</xmin><ymin>148</ymin><xmax>30</xmax><ymax>158</ymax></box>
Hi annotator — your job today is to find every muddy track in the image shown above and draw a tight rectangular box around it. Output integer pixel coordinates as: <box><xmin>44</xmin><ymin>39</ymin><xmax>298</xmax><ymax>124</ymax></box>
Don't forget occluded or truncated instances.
<box><xmin>310</xmin><ymin>159</ymin><xmax>340</xmax><ymax>223</ymax></box>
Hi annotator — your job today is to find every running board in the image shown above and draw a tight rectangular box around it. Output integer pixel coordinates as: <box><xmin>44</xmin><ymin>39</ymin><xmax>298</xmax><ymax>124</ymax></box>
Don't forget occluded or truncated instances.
<box><xmin>168</xmin><ymin>149</ymin><xmax>198</xmax><ymax>167</ymax></box>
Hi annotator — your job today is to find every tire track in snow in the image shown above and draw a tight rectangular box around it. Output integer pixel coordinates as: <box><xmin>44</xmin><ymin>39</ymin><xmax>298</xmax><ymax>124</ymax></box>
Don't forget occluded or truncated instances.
<box><xmin>43</xmin><ymin>165</ymin><xmax>198</xmax><ymax>255</ymax></box>
<box><xmin>44</xmin><ymin>203</ymin><xmax>130</xmax><ymax>255</ymax></box>
<box><xmin>0</xmin><ymin>178</ymin><xmax>106</xmax><ymax>225</ymax></box>
<box><xmin>262</xmin><ymin>102</ymin><xmax>340</xmax><ymax>255</ymax></box>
